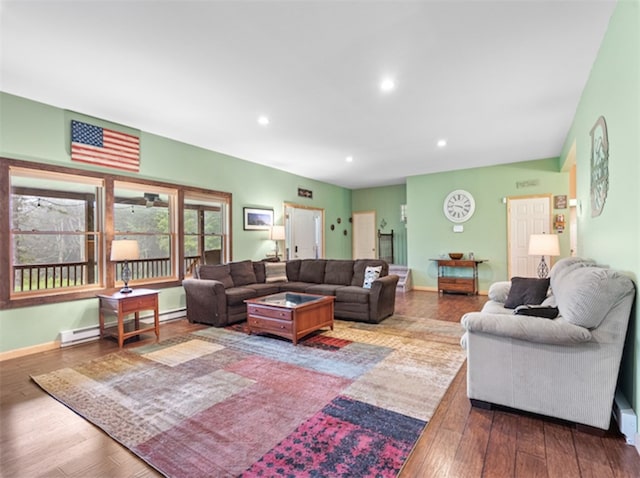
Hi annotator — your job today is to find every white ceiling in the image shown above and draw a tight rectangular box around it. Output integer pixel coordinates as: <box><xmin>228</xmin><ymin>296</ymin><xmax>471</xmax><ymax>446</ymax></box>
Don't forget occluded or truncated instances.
<box><xmin>0</xmin><ymin>0</ymin><xmax>615</xmax><ymax>189</ymax></box>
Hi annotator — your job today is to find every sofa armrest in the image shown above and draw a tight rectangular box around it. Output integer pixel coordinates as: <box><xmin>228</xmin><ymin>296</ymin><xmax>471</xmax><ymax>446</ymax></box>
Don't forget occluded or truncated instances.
<box><xmin>368</xmin><ymin>274</ymin><xmax>399</xmax><ymax>322</ymax></box>
<box><xmin>461</xmin><ymin>312</ymin><xmax>592</xmax><ymax>345</ymax></box>
<box><xmin>182</xmin><ymin>278</ymin><xmax>228</xmax><ymax>326</ymax></box>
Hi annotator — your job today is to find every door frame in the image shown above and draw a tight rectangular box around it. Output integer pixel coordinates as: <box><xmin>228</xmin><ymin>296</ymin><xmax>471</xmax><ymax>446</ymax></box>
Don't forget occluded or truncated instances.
<box><xmin>283</xmin><ymin>202</ymin><xmax>325</xmax><ymax>260</ymax></box>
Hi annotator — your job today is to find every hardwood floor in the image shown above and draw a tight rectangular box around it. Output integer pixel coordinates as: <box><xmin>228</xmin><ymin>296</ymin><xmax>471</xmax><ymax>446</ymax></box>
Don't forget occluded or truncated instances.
<box><xmin>1</xmin><ymin>290</ymin><xmax>638</xmax><ymax>477</ymax></box>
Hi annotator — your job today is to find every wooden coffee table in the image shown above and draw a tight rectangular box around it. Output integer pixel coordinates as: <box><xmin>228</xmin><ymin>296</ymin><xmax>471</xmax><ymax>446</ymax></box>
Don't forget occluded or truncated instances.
<box><xmin>245</xmin><ymin>292</ymin><xmax>334</xmax><ymax>345</ymax></box>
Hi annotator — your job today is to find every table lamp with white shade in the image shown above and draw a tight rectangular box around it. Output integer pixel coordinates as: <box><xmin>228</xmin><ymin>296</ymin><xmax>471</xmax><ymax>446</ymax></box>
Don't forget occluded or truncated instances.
<box><xmin>110</xmin><ymin>240</ymin><xmax>140</xmax><ymax>293</ymax></box>
<box><xmin>270</xmin><ymin>225</ymin><xmax>286</xmax><ymax>261</ymax></box>
<box><xmin>528</xmin><ymin>234</ymin><xmax>560</xmax><ymax>278</ymax></box>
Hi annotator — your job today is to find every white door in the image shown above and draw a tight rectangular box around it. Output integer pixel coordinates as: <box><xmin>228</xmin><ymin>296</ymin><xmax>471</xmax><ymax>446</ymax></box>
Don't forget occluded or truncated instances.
<box><xmin>352</xmin><ymin>211</ymin><xmax>376</xmax><ymax>259</ymax></box>
<box><xmin>507</xmin><ymin>196</ymin><xmax>552</xmax><ymax>278</ymax></box>
<box><xmin>285</xmin><ymin>206</ymin><xmax>323</xmax><ymax>259</ymax></box>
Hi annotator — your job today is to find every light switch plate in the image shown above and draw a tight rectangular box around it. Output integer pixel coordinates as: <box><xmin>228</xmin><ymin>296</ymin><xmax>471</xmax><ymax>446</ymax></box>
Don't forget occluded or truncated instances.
<box><xmin>453</xmin><ymin>225</ymin><xmax>464</xmax><ymax>233</ymax></box>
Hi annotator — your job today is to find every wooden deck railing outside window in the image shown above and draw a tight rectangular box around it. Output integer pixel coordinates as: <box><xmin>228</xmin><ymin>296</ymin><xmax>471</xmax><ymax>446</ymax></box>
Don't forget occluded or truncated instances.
<box><xmin>12</xmin><ymin>256</ymin><xmax>203</xmax><ymax>292</ymax></box>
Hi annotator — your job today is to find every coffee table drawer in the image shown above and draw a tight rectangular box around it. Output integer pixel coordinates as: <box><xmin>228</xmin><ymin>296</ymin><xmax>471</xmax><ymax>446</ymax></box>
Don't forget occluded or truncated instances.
<box><xmin>248</xmin><ymin>316</ymin><xmax>293</xmax><ymax>334</ymax></box>
<box><xmin>247</xmin><ymin>305</ymin><xmax>292</xmax><ymax>321</ymax></box>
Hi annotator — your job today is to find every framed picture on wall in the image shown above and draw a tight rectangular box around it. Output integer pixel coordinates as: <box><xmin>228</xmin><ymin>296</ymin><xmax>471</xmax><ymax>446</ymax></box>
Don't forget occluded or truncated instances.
<box><xmin>243</xmin><ymin>207</ymin><xmax>274</xmax><ymax>230</ymax></box>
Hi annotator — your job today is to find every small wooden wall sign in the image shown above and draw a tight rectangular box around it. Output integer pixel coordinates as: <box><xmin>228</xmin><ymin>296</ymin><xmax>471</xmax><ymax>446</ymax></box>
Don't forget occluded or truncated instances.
<box><xmin>554</xmin><ymin>195</ymin><xmax>567</xmax><ymax>209</ymax></box>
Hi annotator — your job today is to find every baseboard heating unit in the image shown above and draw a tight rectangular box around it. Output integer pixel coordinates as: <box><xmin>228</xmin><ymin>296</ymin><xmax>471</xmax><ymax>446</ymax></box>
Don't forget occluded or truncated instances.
<box><xmin>613</xmin><ymin>389</ymin><xmax>637</xmax><ymax>446</ymax></box>
<box><xmin>59</xmin><ymin>308</ymin><xmax>186</xmax><ymax>347</ymax></box>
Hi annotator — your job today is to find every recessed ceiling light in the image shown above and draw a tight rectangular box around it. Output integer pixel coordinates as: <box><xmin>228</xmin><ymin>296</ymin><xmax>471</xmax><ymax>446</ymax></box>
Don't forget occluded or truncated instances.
<box><xmin>380</xmin><ymin>78</ymin><xmax>395</xmax><ymax>92</ymax></box>
<box><xmin>345</xmin><ymin>156</ymin><xmax>354</xmax><ymax>163</ymax></box>
<box><xmin>257</xmin><ymin>115</ymin><xmax>270</xmax><ymax>126</ymax></box>
<box><xmin>437</xmin><ymin>139</ymin><xmax>447</xmax><ymax>148</ymax></box>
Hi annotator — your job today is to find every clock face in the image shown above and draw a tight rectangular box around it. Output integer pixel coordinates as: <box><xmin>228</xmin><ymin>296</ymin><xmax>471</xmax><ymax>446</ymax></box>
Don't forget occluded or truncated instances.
<box><xmin>443</xmin><ymin>189</ymin><xmax>475</xmax><ymax>223</ymax></box>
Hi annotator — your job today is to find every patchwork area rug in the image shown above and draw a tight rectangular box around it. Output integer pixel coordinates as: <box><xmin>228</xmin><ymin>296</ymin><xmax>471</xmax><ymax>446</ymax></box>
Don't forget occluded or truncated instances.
<box><xmin>32</xmin><ymin>316</ymin><xmax>466</xmax><ymax>477</ymax></box>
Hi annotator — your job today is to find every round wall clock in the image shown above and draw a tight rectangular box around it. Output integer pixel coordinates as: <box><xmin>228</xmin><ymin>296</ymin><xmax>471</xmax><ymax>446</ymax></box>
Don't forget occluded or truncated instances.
<box><xmin>443</xmin><ymin>189</ymin><xmax>476</xmax><ymax>223</ymax></box>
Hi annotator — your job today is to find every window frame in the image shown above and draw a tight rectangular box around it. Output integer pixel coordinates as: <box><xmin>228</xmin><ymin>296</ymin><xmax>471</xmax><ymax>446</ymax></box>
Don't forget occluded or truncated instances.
<box><xmin>0</xmin><ymin>157</ymin><xmax>232</xmax><ymax>309</ymax></box>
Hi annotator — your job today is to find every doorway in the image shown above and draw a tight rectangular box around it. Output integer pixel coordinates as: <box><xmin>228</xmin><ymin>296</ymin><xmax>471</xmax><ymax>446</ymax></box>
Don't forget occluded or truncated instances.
<box><xmin>284</xmin><ymin>204</ymin><xmax>324</xmax><ymax>260</ymax></box>
<box><xmin>507</xmin><ymin>195</ymin><xmax>552</xmax><ymax>278</ymax></box>
<box><xmin>352</xmin><ymin>211</ymin><xmax>377</xmax><ymax>259</ymax></box>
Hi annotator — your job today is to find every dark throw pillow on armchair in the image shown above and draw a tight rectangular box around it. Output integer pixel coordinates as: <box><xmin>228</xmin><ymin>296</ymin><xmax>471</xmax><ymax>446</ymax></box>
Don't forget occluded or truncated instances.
<box><xmin>504</xmin><ymin>277</ymin><xmax>550</xmax><ymax>309</ymax></box>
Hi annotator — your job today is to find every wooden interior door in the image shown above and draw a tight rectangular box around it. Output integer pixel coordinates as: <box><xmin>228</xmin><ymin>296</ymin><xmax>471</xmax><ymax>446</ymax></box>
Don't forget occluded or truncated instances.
<box><xmin>352</xmin><ymin>211</ymin><xmax>376</xmax><ymax>259</ymax></box>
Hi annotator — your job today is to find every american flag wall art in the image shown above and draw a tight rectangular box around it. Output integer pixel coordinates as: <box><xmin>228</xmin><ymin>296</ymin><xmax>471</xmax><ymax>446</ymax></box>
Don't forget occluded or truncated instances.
<box><xmin>71</xmin><ymin>120</ymin><xmax>140</xmax><ymax>172</ymax></box>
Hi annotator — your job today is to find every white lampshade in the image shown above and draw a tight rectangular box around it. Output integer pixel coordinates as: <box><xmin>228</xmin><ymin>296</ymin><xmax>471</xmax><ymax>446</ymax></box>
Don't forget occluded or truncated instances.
<box><xmin>528</xmin><ymin>234</ymin><xmax>560</xmax><ymax>257</ymax></box>
<box><xmin>270</xmin><ymin>225</ymin><xmax>286</xmax><ymax>241</ymax></box>
<box><xmin>110</xmin><ymin>240</ymin><xmax>140</xmax><ymax>261</ymax></box>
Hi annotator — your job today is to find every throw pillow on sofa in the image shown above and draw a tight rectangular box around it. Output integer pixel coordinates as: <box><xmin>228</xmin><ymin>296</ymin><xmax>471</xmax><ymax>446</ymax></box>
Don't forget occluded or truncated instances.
<box><xmin>363</xmin><ymin>266</ymin><xmax>382</xmax><ymax>289</ymax></box>
<box><xmin>265</xmin><ymin>262</ymin><xmax>288</xmax><ymax>283</ymax></box>
<box><xmin>504</xmin><ymin>277</ymin><xmax>550</xmax><ymax>309</ymax></box>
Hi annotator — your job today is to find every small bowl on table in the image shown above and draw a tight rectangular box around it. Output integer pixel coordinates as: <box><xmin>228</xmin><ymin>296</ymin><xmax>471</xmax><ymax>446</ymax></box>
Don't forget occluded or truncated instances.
<box><xmin>448</xmin><ymin>253</ymin><xmax>464</xmax><ymax>260</ymax></box>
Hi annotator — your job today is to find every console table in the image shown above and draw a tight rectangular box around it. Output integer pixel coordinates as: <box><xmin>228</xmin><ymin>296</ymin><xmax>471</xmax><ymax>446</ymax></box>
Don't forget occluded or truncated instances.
<box><xmin>97</xmin><ymin>288</ymin><xmax>160</xmax><ymax>348</ymax></box>
<box><xmin>431</xmin><ymin>259</ymin><xmax>486</xmax><ymax>295</ymax></box>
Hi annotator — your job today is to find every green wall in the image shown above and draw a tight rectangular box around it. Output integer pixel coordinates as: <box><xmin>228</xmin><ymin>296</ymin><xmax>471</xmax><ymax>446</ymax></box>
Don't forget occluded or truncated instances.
<box><xmin>558</xmin><ymin>0</ymin><xmax>640</xmax><ymax>435</ymax></box>
<box><xmin>406</xmin><ymin>158</ymin><xmax>570</xmax><ymax>291</ymax></box>
<box><xmin>352</xmin><ymin>184</ymin><xmax>407</xmax><ymax>265</ymax></box>
<box><xmin>0</xmin><ymin>92</ymin><xmax>352</xmax><ymax>353</ymax></box>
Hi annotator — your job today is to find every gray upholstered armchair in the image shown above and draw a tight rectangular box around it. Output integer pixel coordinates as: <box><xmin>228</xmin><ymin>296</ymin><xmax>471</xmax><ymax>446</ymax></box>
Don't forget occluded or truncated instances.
<box><xmin>461</xmin><ymin>257</ymin><xmax>635</xmax><ymax>430</ymax></box>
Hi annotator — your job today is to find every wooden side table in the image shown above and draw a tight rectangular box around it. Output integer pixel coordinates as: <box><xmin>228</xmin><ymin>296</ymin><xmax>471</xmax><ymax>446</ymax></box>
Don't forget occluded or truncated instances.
<box><xmin>97</xmin><ymin>288</ymin><xmax>160</xmax><ymax>348</ymax></box>
<box><xmin>431</xmin><ymin>259</ymin><xmax>486</xmax><ymax>295</ymax></box>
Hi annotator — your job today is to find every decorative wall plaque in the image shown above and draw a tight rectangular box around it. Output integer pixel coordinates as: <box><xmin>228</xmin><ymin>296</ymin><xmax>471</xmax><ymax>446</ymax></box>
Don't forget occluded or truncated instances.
<box><xmin>554</xmin><ymin>195</ymin><xmax>567</xmax><ymax>209</ymax></box>
<box><xmin>590</xmin><ymin>116</ymin><xmax>609</xmax><ymax>217</ymax></box>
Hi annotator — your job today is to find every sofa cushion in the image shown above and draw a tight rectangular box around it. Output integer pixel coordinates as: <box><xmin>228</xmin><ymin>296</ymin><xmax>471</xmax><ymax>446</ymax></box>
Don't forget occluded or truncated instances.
<box><xmin>549</xmin><ymin>257</ymin><xmax>596</xmax><ymax>286</ymax></box>
<box><xmin>230</xmin><ymin>260</ymin><xmax>257</xmax><ymax>287</ymax></box>
<box><xmin>253</xmin><ymin>262</ymin><xmax>266</xmax><ymax>283</ymax></box>
<box><xmin>299</xmin><ymin>259</ymin><xmax>327</xmax><ymax>283</ymax></box>
<box><xmin>246</xmin><ymin>283</ymin><xmax>281</xmax><ymax>296</ymax></box>
<box><xmin>225</xmin><ymin>287</ymin><xmax>258</xmax><ymax>306</ymax></box>
<box><xmin>305</xmin><ymin>284</ymin><xmax>342</xmax><ymax>296</ymax></box>
<box><xmin>286</xmin><ymin>260</ymin><xmax>301</xmax><ymax>282</ymax></box>
<box><xmin>352</xmin><ymin>260</ymin><xmax>388</xmax><ymax>286</ymax></box>
<box><xmin>335</xmin><ymin>286</ymin><xmax>370</xmax><ymax>304</ymax></box>
<box><xmin>265</xmin><ymin>262</ymin><xmax>288</xmax><ymax>283</ymax></box>
<box><xmin>363</xmin><ymin>266</ymin><xmax>382</xmax><ymax>289</ymax></box>
<box><xmin>280</xmin><ymin>282</ymin><xmax>314</xmax><ymax>293</ymax></box>
<box><xmin>504</xmin><ymin>277</ymin><xmax>550</xmax><ymax>309</ymax></box>
<box><xmin>197</xmin><ymin>264</ymin><xmax>234</xmax><ymax>289</ymax></box>
<box><xmin>554</xmin><ymin>267</ymin><xmax>635</xmax><ymax>329</ymax></box>
<box><xmin>324</xmin><ymin>260</ymin><xmax>354</xmax><ymax>285</ymax></box>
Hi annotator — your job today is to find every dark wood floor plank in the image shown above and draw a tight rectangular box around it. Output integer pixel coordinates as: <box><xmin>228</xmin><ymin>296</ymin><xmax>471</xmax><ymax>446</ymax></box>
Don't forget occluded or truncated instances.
<box><xmin>482</xmin><ymin>411</ymin><xmax>519</xmax><ymax>477</ymax></box>
<box><xmin>517</xmin><ymin>414</ymin><xmax>547</xmax><ymax>460</ymax></box>
<box><xmin>544</xmin><ymin>422</ymin><xmax>581</xmax><ymax>478</ymax></box>
<box><xmin>515</xmin><ymin>451</ymin><xmax>549</xmax><ymax>478</ymax></box>
<box><xmin>574</xmin><ymin>430</ymin><xmax>615</xmax><ymax>478</ymax></box>
<box><xmin>447</xmin><ymin>406</ymin><xmax>493</xmax><ymax>477</ymax></box>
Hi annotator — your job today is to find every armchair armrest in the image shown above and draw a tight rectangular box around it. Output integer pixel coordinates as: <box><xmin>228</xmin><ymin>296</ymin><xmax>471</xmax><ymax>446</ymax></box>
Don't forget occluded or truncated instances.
<box><xmin>182</xmin><ymin>278</ymin><xmax>228</xmax><ymax>326</ymax></box>
<box><xmin>368</xmin><ymin>274</ymin><xmax>399</xmax><ymax>322</ymax></box>
<box><xmin>461</xmin><ymin>312</ymin><xmax>592</xmax><ymax>345</ymax></box>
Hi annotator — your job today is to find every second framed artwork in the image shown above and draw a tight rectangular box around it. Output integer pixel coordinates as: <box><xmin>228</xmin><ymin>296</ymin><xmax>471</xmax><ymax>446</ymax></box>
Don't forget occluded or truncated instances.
<box><xmin>243</xmin><ymin>207</ymin><xmax>274</xmax><ymax>230</ymax></box>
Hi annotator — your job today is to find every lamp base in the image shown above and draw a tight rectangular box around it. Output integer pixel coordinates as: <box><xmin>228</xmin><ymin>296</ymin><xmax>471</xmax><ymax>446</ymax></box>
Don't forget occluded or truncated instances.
<box><xmin>119</xmin><ymin>286</ymin><xmax>133</xmax><ymax>294</ymax></box>
<box><xmin>536</xmin><ymin>257</ymin><xmax>549</xmax><ymax>278</ymax></box>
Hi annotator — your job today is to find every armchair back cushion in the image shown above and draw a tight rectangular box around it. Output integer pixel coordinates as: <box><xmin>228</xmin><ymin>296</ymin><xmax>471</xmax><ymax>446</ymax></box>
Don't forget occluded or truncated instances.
<box><xmin>553</xmin><ymin>266</ymin><xmax>635</xmax><ymax>329</ymax></box>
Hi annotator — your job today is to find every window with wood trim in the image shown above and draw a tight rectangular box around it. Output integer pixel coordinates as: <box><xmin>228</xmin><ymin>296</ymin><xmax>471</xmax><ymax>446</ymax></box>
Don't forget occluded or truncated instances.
<box><xmin>113</xmin><ymin>181</ymin><xmax>178</xmax><ymax>285</ymax></box>
<box><xmin>9</xmin><ymin>168</ymin><xmax>104</xmax><ymax>295</ymax></box>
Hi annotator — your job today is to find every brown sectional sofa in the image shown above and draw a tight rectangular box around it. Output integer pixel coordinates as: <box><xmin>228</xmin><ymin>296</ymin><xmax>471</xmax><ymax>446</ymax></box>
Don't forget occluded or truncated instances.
<box><xmin>182</xmin><ymin>258</ymin><xmax>399</xmax><ymax>327</ymax></box>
